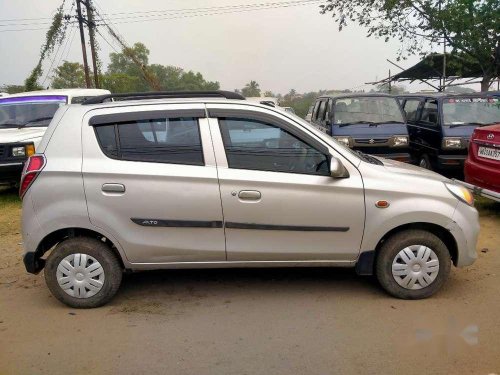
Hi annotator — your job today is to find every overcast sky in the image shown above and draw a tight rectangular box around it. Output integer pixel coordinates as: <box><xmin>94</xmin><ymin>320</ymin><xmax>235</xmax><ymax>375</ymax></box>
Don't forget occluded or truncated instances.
<box><xmin>0</xmin><ymin>0</ymin><xmax>438</xmax><ymax>93</ymax></box>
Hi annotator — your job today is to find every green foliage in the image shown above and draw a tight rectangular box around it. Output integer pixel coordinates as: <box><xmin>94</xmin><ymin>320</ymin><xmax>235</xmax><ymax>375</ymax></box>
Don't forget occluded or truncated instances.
<box><xmin>320</xmin><ymin>0</ymin><xmax>500</xmax><ymax>90</ymax></box>
<box><xmin>3</xmin><ymin>85</ymin><xmax>25</xmax><ymax>94</ymax></box>
<box><xmin>100</xmin><ymin>42</ymin><xmax>219</xmax><ymax>92</ymax></box>
<box><xmin>51</xmin><ymin>61</ymin><xmax>86</xmax><ymax>89</ymax></box>
<box><xmin>241</xmin><ymin>81</ymin><xmax>261</xmax><ymax>97</ymax></box>
<box><xmin>373</xmin><ymin>84</ymin><xmax>407</xmax><ymax>94</ymax></box>
<box><xmin>263</xmin><ymin>91</ymin><xmax>275</xmax><ymax>97</ymax></box>
<box><xmin>25</xmin><ymin>4</ymin><xmax>68</xmax><ymax>91</ymax></box>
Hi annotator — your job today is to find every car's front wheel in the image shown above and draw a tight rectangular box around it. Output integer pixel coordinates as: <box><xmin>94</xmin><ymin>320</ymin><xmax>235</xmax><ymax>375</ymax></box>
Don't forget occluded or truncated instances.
<box><xmin>44</xmin><ymin>237</ymin><xmax>122</xmax><ymax>308</ymax></box>
<box><xmin>376</xmin><ymin>229</ymin><xmax>451</xmax><ymax>299</ymax></box>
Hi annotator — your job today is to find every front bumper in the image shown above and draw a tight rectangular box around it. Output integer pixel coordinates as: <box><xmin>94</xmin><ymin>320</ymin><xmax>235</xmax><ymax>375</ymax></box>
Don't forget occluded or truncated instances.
<box><xmin>0</xmin><ymin>162</ymin><xmax>24</xmax><ymax>184</ymax></box>
<box><xmin>372</xmin><ymin>152</ymin><xmax>413</xmax><ymax>164</ymax></box>
<box><xmin>437</xmin><ymin>155</ymin><xmax>467</xmax><ymax>170</ymax></box>
<box><xmin>447</xmin><ymin>201</ymin><xmax>480</xmax><ymax>267</ymax></box>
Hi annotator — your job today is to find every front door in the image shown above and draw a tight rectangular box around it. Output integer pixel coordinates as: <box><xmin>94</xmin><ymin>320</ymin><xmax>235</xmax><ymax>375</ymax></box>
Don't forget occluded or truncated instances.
<box><xmin>81</xmin><ymin>106</ymin><xmax>226</xmax><ymax>264</ymax></box>
<box><xmin>208</xmin><ymin>106</ymin><xmax>365</xmax><ymax>262</ymax></box>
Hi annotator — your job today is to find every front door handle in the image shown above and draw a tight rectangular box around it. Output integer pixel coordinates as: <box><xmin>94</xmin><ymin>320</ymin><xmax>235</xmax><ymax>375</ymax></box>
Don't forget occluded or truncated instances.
<box><xmin>102</xmin><ymin>183</ymin><xmax>126</xmax><ymax>193</ymax></box>
<box><xmin>238</xmin><ymin>190</ymin><xmax>261</xmax><ymax>200</ymax></box>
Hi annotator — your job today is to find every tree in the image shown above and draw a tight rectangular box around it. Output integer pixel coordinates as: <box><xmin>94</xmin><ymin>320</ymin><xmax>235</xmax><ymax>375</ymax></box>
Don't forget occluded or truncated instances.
<box><xmin>241</xmin><ymin>81</ymin><xmax>261</xmax><ymax>97</ymax></box>
<box><xmin>263</xmin><ymin>90</ymin><xmax>275</xmax><ymax>97</ymax></box>
<box><xmin>375</xmin><ymin>84</ymin><xmax>407</xmax><ymax>95</ymax></box>
<box><xmin>101</xmin><ymin>73</ymin><xmax>141</xmax><ymax>93</ymax></box>
<box><xmin>105</xmin><ymin>42</ymin><xmax>220</xmax><ymax>92</ymax></box>
<box><xmin>320</xmin><ymin>0</ymin><xmax>499</xmax><ymax>91</ymax></box>
<box><xmin>107</xmin><ymin>42</ymin><xmax>151</xmax><ymax>91</ymax></box>
<box><xmin>51</xmin><ymin>61</ymin><xmax>86</xmax><ymax>88</ymax></box>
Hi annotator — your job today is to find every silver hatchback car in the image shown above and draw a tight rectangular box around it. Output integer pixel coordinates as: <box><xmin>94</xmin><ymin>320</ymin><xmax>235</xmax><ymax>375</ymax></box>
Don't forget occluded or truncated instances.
<box><xmin>20</xmin><ymin>91</ymin><xmax>479</xmax><ymax>308</ymax></box>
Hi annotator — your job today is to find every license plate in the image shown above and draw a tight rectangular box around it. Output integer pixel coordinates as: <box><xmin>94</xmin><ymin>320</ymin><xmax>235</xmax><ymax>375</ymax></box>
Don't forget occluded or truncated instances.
<box><xmin>478</xmin><ymin>146</ymin><xmax>500</xmax><ymax>161</ymax></box>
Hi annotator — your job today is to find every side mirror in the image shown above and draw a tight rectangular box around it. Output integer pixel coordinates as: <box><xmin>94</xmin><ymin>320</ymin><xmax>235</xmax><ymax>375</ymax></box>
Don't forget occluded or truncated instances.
<box><xmin>330</xmin><ymin>157</ymin><xmax>349</xmax><ymax>178</ymax></box>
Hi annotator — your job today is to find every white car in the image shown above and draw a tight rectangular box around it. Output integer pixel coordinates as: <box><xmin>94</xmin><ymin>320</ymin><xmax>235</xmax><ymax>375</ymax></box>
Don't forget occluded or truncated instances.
<box><xmin>0</xmin><ymin>88</ymin><xmax>109</xmax><ymax>185</ymax></box>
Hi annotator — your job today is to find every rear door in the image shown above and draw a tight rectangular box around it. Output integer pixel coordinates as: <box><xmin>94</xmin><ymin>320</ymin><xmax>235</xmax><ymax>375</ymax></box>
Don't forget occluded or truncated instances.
<box><xmin>81</xmin><ymin>104</ymin><xmax>226</xmax><ymax>264</ymax></box>
<box><xmin>207</xmin><ymin>104</ymin><xmax>365</xmax><ymax>262</ymax></box>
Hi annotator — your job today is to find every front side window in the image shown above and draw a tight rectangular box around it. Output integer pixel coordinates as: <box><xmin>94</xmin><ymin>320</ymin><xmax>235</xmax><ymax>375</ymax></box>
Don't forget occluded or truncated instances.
<box><xmin>442</xmin><ymin>97</ymin><xmax>500</xmax><ymax>126</ymax></box>
<box><xmin>94</xmin><ymin>117</ymin><xmax>204</xmax><ymax>165</ymax></box>
<box><xmin>333</xmin><ymin>96</ymin><xmax>404</xmax><ymax>125</ymax></box>
<box><xmin>317</xmin><ymin>100</ymin><xmax>327</xmax><ymax>121</ymax></box>
<box><xmin>0</xmin><ymin>96</ymin><xmax>67</xmax><ymax>128</ymax></box>
<box><xmin>403</xmin><ymin>99</ymin><xmax>421</xmax><ymax>122</ymax></box>
<box><xmin>219</xmin><ymin>117</ymin><xmax>329</xmax><ymax>176</ymax></box>
<box><xmin>420</xmin><ymin>100</ymin><xmax>438</xmax><ymax>125</ymax></box>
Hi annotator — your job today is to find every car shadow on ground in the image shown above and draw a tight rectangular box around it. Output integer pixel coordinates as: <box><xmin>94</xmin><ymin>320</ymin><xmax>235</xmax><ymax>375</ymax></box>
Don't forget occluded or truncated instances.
<box><xmin>111</xmin><ymin>267</ymin><xmax>384</xmax><ymax>308</ymax></box>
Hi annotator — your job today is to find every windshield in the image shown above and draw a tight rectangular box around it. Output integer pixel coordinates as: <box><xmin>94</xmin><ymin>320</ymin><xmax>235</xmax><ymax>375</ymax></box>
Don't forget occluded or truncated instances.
<box><xmin>443</xmin><ymin>97</ymin><xmax>500</xmax><ymax>125</ymax></box>
<box><xmin>0</xmin><ymin>95</ymin><xmax>67</xmax><ymax>128</ymax></box>
<box><xmin>333</xmin><ymin>96</ymin><xmax>404</xmax><ymax>125</ymax></box>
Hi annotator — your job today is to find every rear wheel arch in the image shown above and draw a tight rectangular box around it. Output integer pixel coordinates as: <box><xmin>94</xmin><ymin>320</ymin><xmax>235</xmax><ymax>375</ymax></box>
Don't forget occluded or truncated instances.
<box><xmin>35</xmin><ymin>227</ymin><xmax>126</xmax><ymax>270</ymax></box>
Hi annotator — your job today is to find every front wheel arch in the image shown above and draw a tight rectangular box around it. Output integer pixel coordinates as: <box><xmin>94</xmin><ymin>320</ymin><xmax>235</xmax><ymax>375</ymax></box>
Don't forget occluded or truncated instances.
<box><xmin>375</xmin><ymin>222</ymin><xmax>458</xmax><ymax>267</ymax></box>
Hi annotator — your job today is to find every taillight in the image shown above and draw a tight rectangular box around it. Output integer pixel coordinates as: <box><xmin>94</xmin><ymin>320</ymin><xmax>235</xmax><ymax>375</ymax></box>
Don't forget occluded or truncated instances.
<box><xmin>19</xmin><ymin>154</ymin><xmax>46</xmax><ymax>198</ymax></box>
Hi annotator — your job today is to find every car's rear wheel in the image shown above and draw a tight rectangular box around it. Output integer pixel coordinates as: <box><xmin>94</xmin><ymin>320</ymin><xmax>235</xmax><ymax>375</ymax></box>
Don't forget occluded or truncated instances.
<box><xmin>44</xmin><ymin>237</ymin><xmax>122</xmax><ymax>308</ymax></box>
<box><xmin>376</xmin><ymin>229</ymin><xmax>451</xmax><ymax>299</ymax></box>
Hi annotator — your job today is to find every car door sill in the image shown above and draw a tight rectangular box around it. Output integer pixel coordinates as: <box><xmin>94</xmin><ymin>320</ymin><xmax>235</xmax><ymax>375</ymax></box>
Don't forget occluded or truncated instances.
<box><xmin>128</xmin><ymin>260</ymin><xmax>356</xmax><ymax>270</ymax></box>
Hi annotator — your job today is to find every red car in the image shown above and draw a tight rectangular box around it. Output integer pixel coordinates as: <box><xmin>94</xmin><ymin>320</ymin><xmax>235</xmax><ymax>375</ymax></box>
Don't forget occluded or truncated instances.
<box><xmin>465</xmin><ymin>124</ymin><xmax>500</xmax><ymax>193</ymax></box>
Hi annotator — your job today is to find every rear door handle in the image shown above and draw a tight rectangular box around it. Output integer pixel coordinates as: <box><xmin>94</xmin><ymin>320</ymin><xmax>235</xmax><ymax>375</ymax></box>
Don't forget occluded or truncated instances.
<box><xmin>238</xmin><ymin>190</ymin><xmax>261</xmax><ymax>200</ymax></box>
<box><xmin>102</xmin><ymin>183</ymin><xmax>126</xmax><ymax>193</ymax></box>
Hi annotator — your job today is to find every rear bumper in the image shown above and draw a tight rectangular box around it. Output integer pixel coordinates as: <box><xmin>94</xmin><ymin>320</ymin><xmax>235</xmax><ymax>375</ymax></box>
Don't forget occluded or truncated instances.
<box><xmin>0</xmin><ymin>162</ymin><xmax>24</xmax><ymax>184</ymax></box>
<box><xmin>464</xmin><ymin>158</ymin><xmax>500</xmax><ymax>193</ymax></box>
<box><xmin>23</xmin><ymin>252</ymin><xmax>45</xmax><ymax>274</ymax></box>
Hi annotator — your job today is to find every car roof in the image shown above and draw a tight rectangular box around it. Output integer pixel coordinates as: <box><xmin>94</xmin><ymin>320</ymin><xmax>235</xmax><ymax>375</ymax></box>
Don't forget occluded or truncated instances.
<box><xmin>72</xmin><ymin>97</ymin><xmax>272</xmax><ymax>111</ymax></box>
<box><xmin>318</xmin><ymin>93</ymin><xmax>396</xmax><ymax>100</ymax></box>
<box><xmin>5</xmin><ymin>88</ymin><xmax>110</xmax><ymax>99</ymax></box>
<box><xmin>397</xmin><ymin>92</ymin><xmax>496</xmax><ymax>99</ymax></box>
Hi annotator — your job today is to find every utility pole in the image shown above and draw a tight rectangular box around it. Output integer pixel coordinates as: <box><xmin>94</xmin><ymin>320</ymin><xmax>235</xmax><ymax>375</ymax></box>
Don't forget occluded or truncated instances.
<box><xmin>85</xmin><ymin>0</ymin><xmax>100</xmax><ymax>88</ymax></box>
<box><xmin>76</xmin><ymin>0</ymin><xmax>91</xmax><ymax>88</ymax></box>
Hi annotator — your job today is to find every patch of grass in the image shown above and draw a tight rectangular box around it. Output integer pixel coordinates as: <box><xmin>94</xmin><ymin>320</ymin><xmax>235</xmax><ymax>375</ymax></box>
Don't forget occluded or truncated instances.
<box><xmin>475</xmin><ymin>196</ymin><xmax>500</xmax><ymax>217</ymax></box>
<box><xmin>0</xmin><ymin>186</ymin><xmax>21</xmax><ymax>208</ymax></box>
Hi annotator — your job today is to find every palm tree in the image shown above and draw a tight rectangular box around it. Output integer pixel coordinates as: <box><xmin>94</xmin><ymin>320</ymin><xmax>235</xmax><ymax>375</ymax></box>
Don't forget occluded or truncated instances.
<box><xmin>241</xmin><ymin>80</ymin><xmax>261</xmax><ymax>97</ymax></box>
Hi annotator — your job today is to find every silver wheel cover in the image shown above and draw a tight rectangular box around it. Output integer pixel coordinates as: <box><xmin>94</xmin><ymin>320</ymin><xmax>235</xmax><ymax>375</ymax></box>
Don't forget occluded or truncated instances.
<box><xmin>56</xmin><ymin>253</ymin><xmax>105</xmax><ymax>298</ymax></box>
<box><xmin>392</xmin><ymin>245</ymin><xmax>439</xmax><ymax>290</ymax></box>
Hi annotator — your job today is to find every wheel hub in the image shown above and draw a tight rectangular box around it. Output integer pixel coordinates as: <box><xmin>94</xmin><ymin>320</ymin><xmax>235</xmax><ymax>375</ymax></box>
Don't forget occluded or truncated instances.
<box><xmin>391</xmin><ymin>245</ymin><xmax>439</xmax><ymax>290</ymax></box>
<box><xmin>56</xmin><ymin>253</ymin><xmax>105</xmax><ymax>299</ymax></box>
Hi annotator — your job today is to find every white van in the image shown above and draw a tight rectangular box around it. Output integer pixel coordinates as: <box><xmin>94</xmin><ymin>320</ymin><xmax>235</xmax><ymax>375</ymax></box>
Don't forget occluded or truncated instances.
<box><xmin>0</xmin><ymin>88</ymin><xmax>110</xmax><ymax>185</ymax></box>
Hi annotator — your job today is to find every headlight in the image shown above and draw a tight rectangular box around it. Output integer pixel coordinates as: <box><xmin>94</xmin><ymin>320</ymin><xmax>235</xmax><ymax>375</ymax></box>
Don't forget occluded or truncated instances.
<box><xmin>334</xmin><ymin>136</ymin><xmax>352</xmax><ymax>147</ymax></box>
<box><xmin>444</xmin><ymin>183</ymin><xmax>474</xmax><ymax>206</ymax></box>
<box><xmin>391</xmin><ymin>135</ymin><xmax>409</xmax><ymax>147</ymax></box>
<box><xmin>442</xmin><ymin>137</ymin><xmax>464</xmax><ymax>149</ymax></box>
<box><xmin>11</xmin><ymin>146</ymin><xmax>25</xmax><ymax>157</ymax></box>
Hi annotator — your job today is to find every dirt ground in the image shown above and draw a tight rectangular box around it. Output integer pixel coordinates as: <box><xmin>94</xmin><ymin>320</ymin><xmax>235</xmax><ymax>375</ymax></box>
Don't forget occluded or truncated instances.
<box><xmin>0</xmin><ymin>187</ymin><xmax>499</xmax><ymax>375</ymax></box>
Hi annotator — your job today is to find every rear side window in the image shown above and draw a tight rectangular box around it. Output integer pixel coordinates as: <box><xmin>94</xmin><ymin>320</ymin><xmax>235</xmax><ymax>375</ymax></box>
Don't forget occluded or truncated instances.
<box><xmin>94</xmin><ymin>117</ymin><xmax>204</xmax><ymax>165</ymax></box>
<box><xmin>403</xmin><ymin>99</ymin><xmax>421</xmax><ymax>121</ymax></box>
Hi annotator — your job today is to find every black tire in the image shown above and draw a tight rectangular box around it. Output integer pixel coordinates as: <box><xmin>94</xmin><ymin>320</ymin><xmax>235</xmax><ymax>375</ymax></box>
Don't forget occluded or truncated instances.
<box><xmin>419</xmin><ymin>154</ymin><xmax>432</xmax><ymax>170</ymax></box>
<box><xmin>376</xmin><ymin>230</ymin><xmax>451</xmax><ymax>299</ymax></box>
<box><xmin>44</xmin><ymin>237</ymin><xmax>122</xmax><ymax>308</ymax></box>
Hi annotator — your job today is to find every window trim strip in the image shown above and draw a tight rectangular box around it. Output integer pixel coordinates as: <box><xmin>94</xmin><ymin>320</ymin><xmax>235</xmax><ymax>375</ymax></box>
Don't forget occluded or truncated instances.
<box><xmin>131</xmin><ymin>218</ymin><xmax>223</xmax><ymax>228</ymax></box>
<box><xmin>207</xmin><ymin>109</ymin><xmax>329</xmax><ymax>155</ymax></box>
<box><xmin>89</xmin><ymin>109</ymin><xmax>206</xmax><ymax>127</ymax></box>
<box><xmin>225</xmin><ymin>222</ymin><xmax>350</xmax><ymax>232</ymax></box>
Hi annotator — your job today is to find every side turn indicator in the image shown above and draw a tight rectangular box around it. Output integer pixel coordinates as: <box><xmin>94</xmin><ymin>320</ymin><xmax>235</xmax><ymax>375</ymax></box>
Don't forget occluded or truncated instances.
<box><xmin>375</xmin><ymin>200</ymin><xmax>390</xmax><ymax>208</ymax></box>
